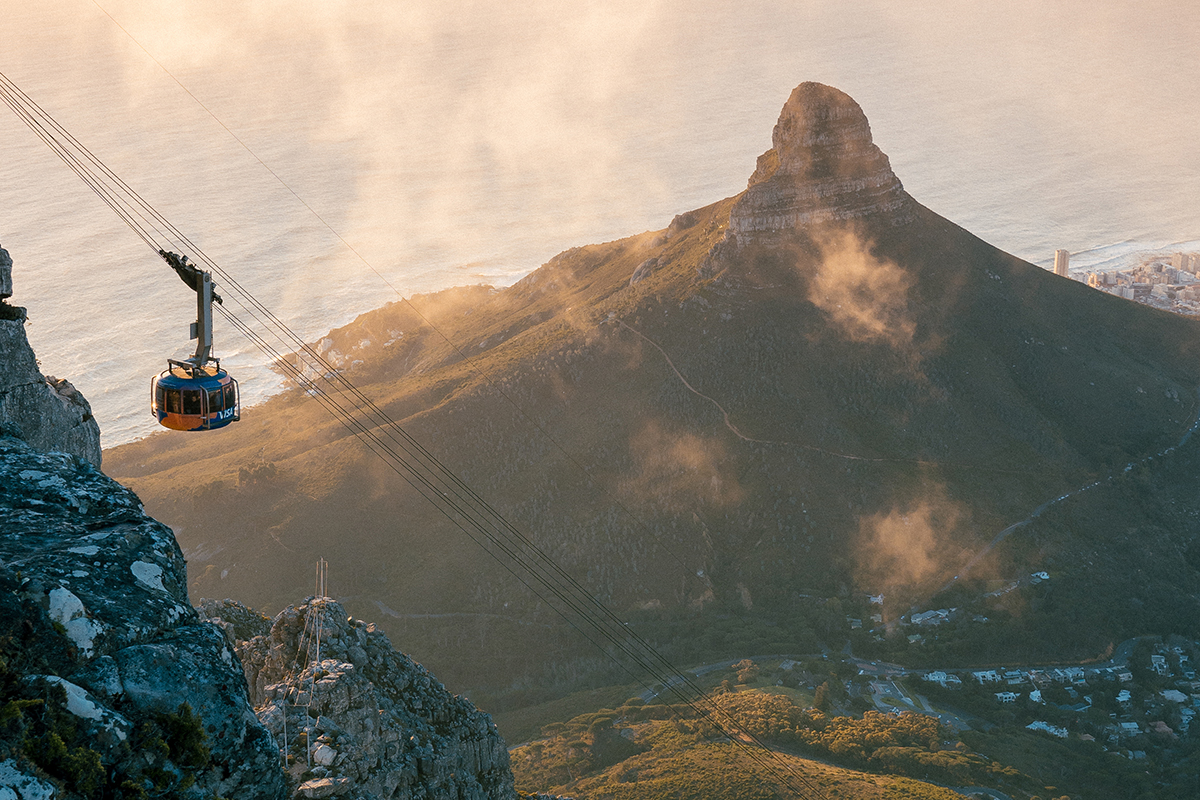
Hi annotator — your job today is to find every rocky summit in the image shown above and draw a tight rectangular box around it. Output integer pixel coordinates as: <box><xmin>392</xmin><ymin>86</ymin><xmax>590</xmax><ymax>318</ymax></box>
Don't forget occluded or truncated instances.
<box><xmin>0</xmin><ymin>321</ymin><xmax>101</xmax><ymax>470</ymax></box>
<box><xmin>729</xmin><ymin>82</ymin><xmax>910</xmax><ymax>237</ymax></box>
<box><xmin>201</xmin><ymin>598</ymin><xmax>515</xmax><ymax>800</ymax></box>
<box><xmin>1</xmin><ymin>244</ymin><xmax>285</xmax><ymax>796</ymax></box>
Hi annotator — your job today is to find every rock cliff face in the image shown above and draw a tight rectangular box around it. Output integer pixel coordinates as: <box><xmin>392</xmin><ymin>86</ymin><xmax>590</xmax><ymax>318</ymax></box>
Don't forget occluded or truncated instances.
<box><xmin>0</xmin><ymin>434</ymin><xmax>286</xmax><ymax>798</ymax></box>
<box><xmin>201</xmin><ymin>598</ymin><xmax>515</xmax><ymax>800</ymax></box>
<box><xmin>0</xmin><ymin>243</ymin><xmax>101</xmax><ymax>468</ymax></box>
<box><xmin>727</xmin><ymin>82</ymin><xmax>911</xmax><ymax>237</ymax></box>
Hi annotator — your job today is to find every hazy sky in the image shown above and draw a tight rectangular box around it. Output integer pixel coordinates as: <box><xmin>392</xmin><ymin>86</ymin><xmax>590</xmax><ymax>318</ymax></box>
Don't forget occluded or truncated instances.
<box><xmin>2</xmin><ymin>0</ymin><xmax>1198</xmax><ymax>444</ymax></box>
<box><xmin>5</xmin><ymin>0</ymin><xmax>1197</xmax><ymax>269</ymax></box>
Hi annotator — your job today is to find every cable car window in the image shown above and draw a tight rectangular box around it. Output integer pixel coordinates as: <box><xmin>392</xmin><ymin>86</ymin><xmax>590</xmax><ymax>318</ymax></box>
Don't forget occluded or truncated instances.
<box><xmin>182</xmin><ymin>389</ymin><xmax>202</xmax><ymax>415</ymax></box>
<box><xmin>208</xmin><ymin>389</ymin><xmax>223</xmax><ymax>412</ymax></box>
<box><xmin>165</xmin><ymin>389</ymin><xmax>182</xmax><ymax>414</ymax></box>
<box><xmin>224</xmin><ymin>382</ymin><xmax>236</xmax><ymax>409</ymax></box>
<box><xmin>156</xmin><ymin>384</ymin><xmax>165</xmax><ymax>412</ymax></box>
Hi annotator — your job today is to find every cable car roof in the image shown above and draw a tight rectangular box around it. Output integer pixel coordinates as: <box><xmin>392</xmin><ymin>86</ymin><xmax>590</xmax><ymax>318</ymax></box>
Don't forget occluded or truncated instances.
<box><xmin>157</xmin><ymin>362</ymin><xmax>230</xmax><ymax>387</ymax></box>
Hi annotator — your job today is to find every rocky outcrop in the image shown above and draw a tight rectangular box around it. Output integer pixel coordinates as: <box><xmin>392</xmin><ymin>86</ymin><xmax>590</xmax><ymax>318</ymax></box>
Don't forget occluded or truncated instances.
<box><xmin>0</xmin><ymin>244</ymin><xmax>101</xmax><ymax>468</ymax></box>
<box><xmin>0</xmin><ymin>243</ymin><xmax>12</xmax><ymax>299</ymax></box>
<box><xmin>201</xmin><ymin>598</ymin><xmax>516</xmax><ymax>800</ymax></box>
<box><xmin>0</xmin><ymin>434</ymin><xmax>286</xmax><ymax>798</ymax></box>
<box><xmin>727</xmin><ymin>82</ymin><xmax>911</xmax><ymax>237</ymax></box>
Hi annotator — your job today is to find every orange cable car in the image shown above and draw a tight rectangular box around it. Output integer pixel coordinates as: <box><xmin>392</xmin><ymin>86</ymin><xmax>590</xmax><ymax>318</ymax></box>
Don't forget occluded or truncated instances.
<box><xmin>149</xmin><ymin>250</ymin><xmax>240</xmax><ymax>431</ymax></box>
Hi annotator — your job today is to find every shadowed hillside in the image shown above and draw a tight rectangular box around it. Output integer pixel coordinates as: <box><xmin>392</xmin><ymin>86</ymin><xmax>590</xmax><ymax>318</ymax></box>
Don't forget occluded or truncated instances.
<box><xmin>106</xmin><ymin>83</ymin><xmax>1200</xmax><ymax>698</ymax></box>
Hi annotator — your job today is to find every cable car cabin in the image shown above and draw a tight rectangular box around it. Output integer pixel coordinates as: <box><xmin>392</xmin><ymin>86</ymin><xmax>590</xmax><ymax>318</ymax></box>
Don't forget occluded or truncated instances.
<box><xmin>151</xmin><ymin>362</ymin><xmax>240</xmax><ymax>431</ymax></box>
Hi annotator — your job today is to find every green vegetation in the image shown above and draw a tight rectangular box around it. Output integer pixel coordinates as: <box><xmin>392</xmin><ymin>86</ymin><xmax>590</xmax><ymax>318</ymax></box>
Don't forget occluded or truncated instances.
<box><xmin>708</xmin><ymin>692</ymin><xmax>1022</xmax><ymax>789</ymax></box>
<box><xmin>153</xmin><ymin>702</ymin><xmax>211</xmax><ymax>769</ymax></box>
<box><xmin>0</xmin><ymin>669</ymin><xmax>213</xmax><ymax>800</ymax></box>
<box><xmin>511</xmin><ymin>690</ymin><xmax>980</xmax><ymax>800</ymax></box>
<box><xmin>25</xmin><ymin>724</ymin><xmax>105</xmax><ymax>798</ymax></box>
<box><xmin>882</xmin><ymin>779</ymin><xmax>971</xmax><ymax>800</ymax></box>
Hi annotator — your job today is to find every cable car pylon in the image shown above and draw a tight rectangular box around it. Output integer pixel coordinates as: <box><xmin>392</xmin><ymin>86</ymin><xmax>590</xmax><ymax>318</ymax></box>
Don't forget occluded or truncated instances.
<box><xmin>149</xmin><ymin>250</ymin><xmax>240</xmax><ymax>431</ymax></box>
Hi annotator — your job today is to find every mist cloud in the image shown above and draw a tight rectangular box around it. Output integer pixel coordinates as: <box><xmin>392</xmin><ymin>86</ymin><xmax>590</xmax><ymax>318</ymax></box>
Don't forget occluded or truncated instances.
<box><xmin>854</xmin><ymin>482</ymin><xmax>967</xmax><ymax>590</ymax></box>
<box><xmin>621</xmin><ymin>420</ymin><xmax>744</xmax><ymax>512</ymax></box>
<box><xmin>806</xmin><ymin>230</ymin><xmax>915</xmax><ymax>349</ymax></box>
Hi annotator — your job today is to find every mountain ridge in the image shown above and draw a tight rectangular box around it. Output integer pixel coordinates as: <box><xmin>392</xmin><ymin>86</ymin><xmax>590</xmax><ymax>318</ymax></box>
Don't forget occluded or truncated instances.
<box><xmin>104</xmin><ymin>82</ymin><xmax>1200</xmax><ymax>697</ymax></box>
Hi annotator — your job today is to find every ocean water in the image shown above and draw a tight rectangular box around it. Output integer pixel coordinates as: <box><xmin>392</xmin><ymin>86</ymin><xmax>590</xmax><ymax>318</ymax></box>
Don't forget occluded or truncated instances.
<box><xmin>1</xmin><ymin>0</ymin><xmax>1198</xmax><ymax>448</ymax></box>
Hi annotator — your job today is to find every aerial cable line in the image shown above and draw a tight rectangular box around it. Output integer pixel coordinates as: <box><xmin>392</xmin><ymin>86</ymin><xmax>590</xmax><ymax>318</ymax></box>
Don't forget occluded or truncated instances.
<box><xmin>0</xmin><ymin>79</ymin><xmax>162</xmax><ymax>251</ymax></box>
<box><xmin>212</xmin><ymin>306</ymin><xmax>686</xmax><ymax>701</ymax></box>
<box><xmin>1</xmin><ymin>72</ymin><xmax>831</xmax><ymax>800</ymax></box>
<box><xmin>0</xmin><ymin>73</ymin><xmax>179</xmax><ymax>250</ymax></box>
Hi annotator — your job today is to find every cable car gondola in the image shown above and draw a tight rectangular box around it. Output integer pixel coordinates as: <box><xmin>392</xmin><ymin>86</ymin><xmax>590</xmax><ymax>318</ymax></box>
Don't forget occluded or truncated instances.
<box><xmin>149</xmin><ymin>251</ymin><xmax>240</xmax><ymax>431</ymax></box>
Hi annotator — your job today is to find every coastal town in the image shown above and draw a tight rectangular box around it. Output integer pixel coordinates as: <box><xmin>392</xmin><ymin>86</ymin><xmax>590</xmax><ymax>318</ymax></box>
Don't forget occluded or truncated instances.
<box><xmin>1067</xmin><ymin>249</ymin><xmax>1200</xmax><ymax>316</ymax></box>
<box><xmin>643</xmin><ymin>579</ymin><xmax>1200</xmax><ymax>769</ymax></box>
<box><xmin>621</xmin><ymin>627</ymin><xmax>1199</xmax><ymax>800</ymax></box>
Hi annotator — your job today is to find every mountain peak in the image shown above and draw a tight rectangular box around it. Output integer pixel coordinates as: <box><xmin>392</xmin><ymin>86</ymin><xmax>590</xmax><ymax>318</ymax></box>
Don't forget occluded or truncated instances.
<box><xmin>731</xmin><ymin>82</ymin><xmax>910</xmax><ymax>235</ymax></box>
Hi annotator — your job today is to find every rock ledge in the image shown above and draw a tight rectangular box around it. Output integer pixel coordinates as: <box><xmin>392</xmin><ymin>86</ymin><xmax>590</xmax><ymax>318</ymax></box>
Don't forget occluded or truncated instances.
<box><xmin>202</xmin><ymin>597</ymin><xmax>516</xmax><ymax>800</ymax></box>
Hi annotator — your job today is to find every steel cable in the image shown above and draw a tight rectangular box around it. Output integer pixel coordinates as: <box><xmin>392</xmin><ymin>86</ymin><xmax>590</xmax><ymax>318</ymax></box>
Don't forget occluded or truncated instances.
<box><xmin>1</xmin><ymin>69</ymin><xmax>833</xmax><ymax>800</ymax></box>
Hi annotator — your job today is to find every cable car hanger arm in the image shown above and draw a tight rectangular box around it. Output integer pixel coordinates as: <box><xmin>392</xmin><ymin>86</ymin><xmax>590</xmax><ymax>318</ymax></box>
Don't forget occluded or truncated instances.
<box><xmin>159</xmin><ymin>249</ymin><xmax>223</xmax><ymax>368</ymax></box>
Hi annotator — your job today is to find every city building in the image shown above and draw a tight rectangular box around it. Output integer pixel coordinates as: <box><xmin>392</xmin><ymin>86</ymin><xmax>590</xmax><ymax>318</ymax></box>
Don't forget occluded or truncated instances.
<box><xmin>911</xmin><ymin>608</ymin><xmax>950</xmax><ymax>626</ymax></box>
<box><xmin>1004</xmin><ymin>669</ymin><xmax>1027</xmax><ymax>685</ymax></box>
<box><xmin>1054</xmin><ymin>249</ymin><xmax>1070</xmax><ymax>277</ymax></box>
<box><xmin>1026</xmin><ymin>720</ymin><xmax>1068</xmax><ymax>737</ymax></box>
<box><xmin>922</xmin><ymin>671</ymin><xmax>963</xmax><ymax>689</ymax></box>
